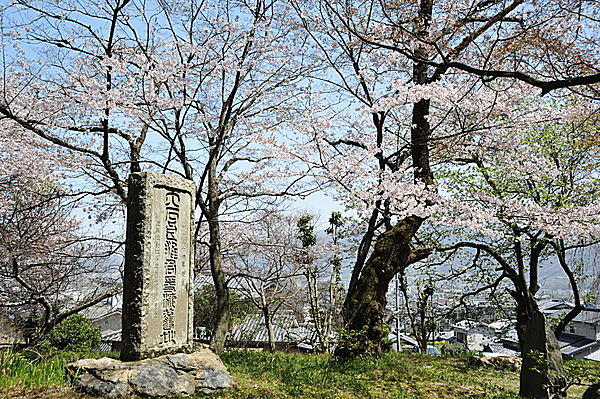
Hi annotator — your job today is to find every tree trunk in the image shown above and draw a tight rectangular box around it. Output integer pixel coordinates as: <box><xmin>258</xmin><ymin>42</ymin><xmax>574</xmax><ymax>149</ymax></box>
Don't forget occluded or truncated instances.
<box><xmin>336</xmin><ymin>216</ymin><xmax>425</xmax><ymax>358</ymax></box>
<box><xmin>207</xmin><ymin>158</ymin><xmax>230</xmax><ymax>355</ymax></box>
<box><xmin>507</xmin><ymin>245</ymin><xmax>566</xmax><ymax>398</ymax></box>
<box><xmin>210</xmin><ymin>271</ymin><xmax>230</xmax><ymax>354</ymax></box>
<box><xmin>519</xmin><ymin>311</ymin><xmax>566</xmax><ymax>398</ymax></box>
<box><xmin>417</xmin><ymin>300</ymin><xmax>428</xmax><ymax>353</ymax></box>
<box><xmin>336</xmin><ymin>0</ymin><xmax>434</xmax><ymax>360</ymax></box>
<box><xmin>514</xmin><ymin>294</ymin><xmax>529</xmax><ymax>350</ymax></box>
<box><xmin>263</xmin><ymin>306</ymin><xmax>276</xmax><ymax>352</ymax></box>
<box><xmin>208</xmin><ymin>228</ymin><xmax>230</xmax><ymax>354</ymax></box>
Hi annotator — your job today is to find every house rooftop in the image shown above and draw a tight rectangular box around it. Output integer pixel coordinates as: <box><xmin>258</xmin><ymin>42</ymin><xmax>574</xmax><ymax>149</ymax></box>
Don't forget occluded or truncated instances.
<box><xmin>388</xmin><ymin>332</ymin><xmax>418</xmax><ymax>347</ymax></box>
<box><xmin>102</xmin><ymin>329</ymin><xmax>122</xmax><ymax>341</ymax></box>
<box><xmin>558</xmin><ymin>333</ymin><xmax>597</xmax><ymax>356</ymax></box>
<box><xmin>488</xmin><ymin>319</ymin><xmax>514</xmax><ymax>331</ymax></box>
<box><xmin>228</xmin><ymin>312</ymin><xmax>315</xmax><ymax>345</ymax></box>
<box><xmin>537</xmin><ymin>299</ymin><xmax>573</xmax><ymax>312</ymax></box>
<box><xmin>572</xmin><ymin>310</ymin><xmax>600</xmax><ymax>325</ymax></box>
<box><xmin>483</xmin><ymin>342</ymin><xmax>520</xmax><ymax>357</ymax></box>
<box><xmin>452</xmin><ymin>320</ymin><xmax>490</xmax><ymax>330</ymax></box>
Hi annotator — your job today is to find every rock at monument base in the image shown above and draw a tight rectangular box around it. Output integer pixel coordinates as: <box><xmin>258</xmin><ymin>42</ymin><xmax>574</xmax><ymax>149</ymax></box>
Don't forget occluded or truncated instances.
<box><xmin>67</xmin><ymin>348</ymin><xmax>236</xmax><ymax>397</ymax></box>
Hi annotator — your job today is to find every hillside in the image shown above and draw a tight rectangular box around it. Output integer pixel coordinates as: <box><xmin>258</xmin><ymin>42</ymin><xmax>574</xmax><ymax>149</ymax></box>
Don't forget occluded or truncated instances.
<box><xmin>3</xmin><ymin>350</ymin><xmax>597</xmax><ymax>399</ymax></box>
<box><xmin>215</xmin><ymin>351</ymin><xmax>596</xmax><ymax>399</ymax></box>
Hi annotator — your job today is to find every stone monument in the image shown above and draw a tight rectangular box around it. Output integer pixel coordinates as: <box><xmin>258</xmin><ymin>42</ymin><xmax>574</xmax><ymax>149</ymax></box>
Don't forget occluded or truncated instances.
<box><xmin>68</xmin><ymin>171</ymin><xmax>236</xmax><ymax>397</ymax></box>
<box><xmin>121</xmin><ymin>171</ymin><xmax>196</xmax><ymax>361</ymax></box>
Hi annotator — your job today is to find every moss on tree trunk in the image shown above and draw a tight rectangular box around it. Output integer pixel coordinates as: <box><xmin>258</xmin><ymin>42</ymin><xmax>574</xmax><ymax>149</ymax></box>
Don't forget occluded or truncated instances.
<box><xmin>335</xmin><ymin>216</ymin><xmax>428</xmax><ymax>359</ymax></box>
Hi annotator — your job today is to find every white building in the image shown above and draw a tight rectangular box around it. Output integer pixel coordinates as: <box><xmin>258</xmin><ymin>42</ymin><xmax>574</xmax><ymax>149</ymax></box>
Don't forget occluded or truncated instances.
<box><xmin>558</xmin><ymin>310</ymin><xmax>600</xmax><ymax>361</ymax></box>
<box><xmin>567</xmin><ymin>311</ymin><xmax>600</xmax><ymax>340</ymax></box>
<box><xmin>452</xmin><ymin>320</ymin><xmax>497</xmax><ymax>351</ymax></box>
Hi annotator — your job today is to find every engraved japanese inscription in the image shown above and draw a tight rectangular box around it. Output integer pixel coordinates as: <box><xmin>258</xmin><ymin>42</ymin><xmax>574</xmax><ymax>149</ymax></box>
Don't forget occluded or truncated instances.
<box><xmin>121</xmin><ymin>172</ymin><xmax>195</xmax><ymax>361</ymax></box>
<box><xmin>161</xmin><ymin>190</ymin><xmax>180</xmax><ymax>345</ymax></box>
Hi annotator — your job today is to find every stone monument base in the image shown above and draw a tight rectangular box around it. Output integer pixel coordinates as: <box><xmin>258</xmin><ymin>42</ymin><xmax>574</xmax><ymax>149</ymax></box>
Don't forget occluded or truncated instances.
<box><xmin>67</xmin><ymin>348</ymin><xmax>236</xmax><ymax>397</ymax></box>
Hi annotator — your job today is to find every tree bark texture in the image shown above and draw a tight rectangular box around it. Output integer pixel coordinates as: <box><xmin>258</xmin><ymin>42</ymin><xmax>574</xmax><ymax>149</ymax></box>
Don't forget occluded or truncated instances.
<box><xmin>519</xmin><ymin>311</ymin><xmax>566</xmax><ymax>398</ymax></box>
<box><xmin>336</xmin><ymin>216</ymin><xmax>424</xmax><ymax>358</ymax></box>
<box><xmin>207</xmin><ymin>158</ymin><xmax>230</xmax><ymax>355</ymax></box>
<box><xmin>262</xmin><ymin>306</ymin><xmax>276</xmax><ymax>352</ymax></box>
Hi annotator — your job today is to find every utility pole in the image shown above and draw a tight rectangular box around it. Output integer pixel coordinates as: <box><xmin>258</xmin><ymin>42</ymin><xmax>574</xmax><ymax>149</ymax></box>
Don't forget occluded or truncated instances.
<box><xmin>395</xmin><ymin>274</ymin><xmax>401</xmax><ymax>351</ymax></box>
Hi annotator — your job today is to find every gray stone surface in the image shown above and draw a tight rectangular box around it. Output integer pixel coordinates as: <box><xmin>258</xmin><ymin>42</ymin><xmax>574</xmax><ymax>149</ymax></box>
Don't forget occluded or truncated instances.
<box><xmin>121</xmin><ymin>171</ymin><xmax>196</xmax><ymax>361</ymax></box>
<box><xmin>67</xmin><ymin>349</ymin><xmax>236</xmax><ymax>397</ymax></box>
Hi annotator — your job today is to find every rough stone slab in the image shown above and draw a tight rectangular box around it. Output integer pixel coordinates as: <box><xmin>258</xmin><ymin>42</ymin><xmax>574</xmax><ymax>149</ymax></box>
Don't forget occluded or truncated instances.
<box><xmin>67</xmin><ymin>349</ymin><xmax>236</xmax><ymax>398</ymax></box>
<box><xmin>121</xmin><ymin>171</ymin><xmax>196</xmax><ymax>361</ymax></box>
<box><xmin>468</xmin><ymin>356</ymin><xmax>522</xmax><ymax>371</ymax></box>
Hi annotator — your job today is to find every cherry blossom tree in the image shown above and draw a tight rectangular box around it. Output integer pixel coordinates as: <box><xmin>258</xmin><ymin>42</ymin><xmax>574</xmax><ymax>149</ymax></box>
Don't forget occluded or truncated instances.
<box><xmin>0</xmin><ymin>120</ymin><xmax>120</xmax><ymax>341</ymax></box>
<box><xmin>1</xmin><ymin>0</ymin><xmax>315</xmax><ymax>353</ymax></box>
<box><xmin>288</xmin><ymin>0</ymin><xmax>599</xmax><ymax>363</ymax></box>
<box><xmin>0</xmin><ymin>184</ymin><xmax>121</xmax><ymax>340</ymax></box>
<box><xmin>287</xmin><ymin>3</ymin><xmax>598</xmax><ymax>397</ymax></box>
<box><xmin>285</xmin><ymin>0</ymin><xmax>430</xmax><ymax>358</ymax></box>
<box><xmin>433</xmin><ymin>103</ymin><xmax>599</xmax><ymax>398</ymax></box>
<box><xmin>225</xmin><ymin>211</ymin><xmax>305</xmax><ymax>352</ymax></box>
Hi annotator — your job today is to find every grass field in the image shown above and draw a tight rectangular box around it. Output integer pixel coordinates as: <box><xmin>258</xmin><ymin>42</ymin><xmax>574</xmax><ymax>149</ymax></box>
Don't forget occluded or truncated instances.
<box><xmin>1</xmin><ymin>349</ymin><xmax>598</xmax><ymax>398</ymax></box>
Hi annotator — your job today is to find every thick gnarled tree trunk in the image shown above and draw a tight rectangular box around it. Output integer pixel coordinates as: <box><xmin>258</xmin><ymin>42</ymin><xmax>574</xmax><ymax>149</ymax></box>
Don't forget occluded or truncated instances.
<box><xmin>336</xmin><ymin>0</ymin><xmax>434</xmax><ymax>359</ymax></box>
<box><xmin>520</xmin><ymin>311</ymin><xmax>566</xmax><ymax>398</ymax></box>
<box><xmin>336</xmin><ymin>216</ymin><xmax>428</xmax><ymax>358</ymax></box>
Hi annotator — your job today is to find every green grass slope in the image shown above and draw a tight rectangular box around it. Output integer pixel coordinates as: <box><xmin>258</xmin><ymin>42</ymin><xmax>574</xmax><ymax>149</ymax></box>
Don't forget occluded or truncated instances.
<box><xmin>1</xmin><ymin>350</ymin><xmax>598</xmax><ymax>398</ymax></box>
<box><xmin>218</xmin><ymin>350</ymin><xmax>598</xmax><ymax>399</ymax></box>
